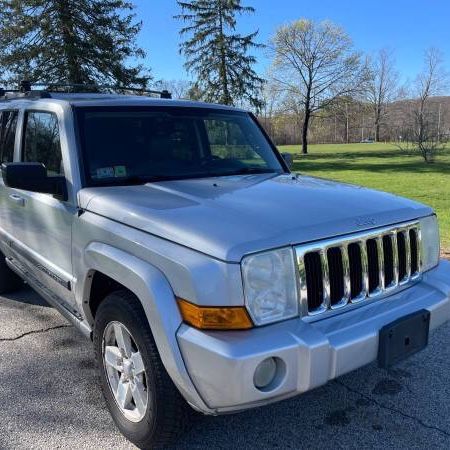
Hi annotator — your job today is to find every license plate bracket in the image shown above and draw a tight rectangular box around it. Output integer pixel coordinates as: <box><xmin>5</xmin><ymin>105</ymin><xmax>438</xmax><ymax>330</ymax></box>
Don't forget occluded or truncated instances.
<box><xmin>378</xmin><ymin>309</ymin><xmax>430</xmax><ymax>369</ymax></box>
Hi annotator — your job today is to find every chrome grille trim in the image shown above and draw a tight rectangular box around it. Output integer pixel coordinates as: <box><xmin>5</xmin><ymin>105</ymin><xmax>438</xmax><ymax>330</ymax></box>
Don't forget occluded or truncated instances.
<box><xmin>295</xmin><ymin>221</ymin><xmax>422</xmax><ymax>318</ymax></box>
<box><xmin>405</xmin><ymin>230</ymin><xmax>411</xmax><ymax>279</ymax></box>
<box><xmin>337</xmin><ymin>245</ymin><xmax>351</xmax><ymax>309</ymax></box>
<box><xmin>359</xmin><ymin>240</ymin><xmax>370</xmax><ymax>301</ymax></box>
<box><xmin>320</xmin><ymin>249</ymin><xmax>331</xmax><ymax>310</ymax></box>
<box><xmin>376</xmin><ymin>237</ymin><xmax>385</xmax><ymax>291</ymax></box>
<box><xmin>391</xmin><ymin>231</ymin><xmax>399</xmax><ymax>287</ymax></box>
<box><xmin>342</xmin><ymin>246</ymin><xmax>351</xmax><ymax>302</ymax></box>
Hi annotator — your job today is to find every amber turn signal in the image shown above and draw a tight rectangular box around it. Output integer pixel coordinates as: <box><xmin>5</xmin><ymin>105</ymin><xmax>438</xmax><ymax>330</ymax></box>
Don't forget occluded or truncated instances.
<box><xmin>177</xmin><ymin>298</ymin><xmax>253</xmax><ymax>330</ymax></box>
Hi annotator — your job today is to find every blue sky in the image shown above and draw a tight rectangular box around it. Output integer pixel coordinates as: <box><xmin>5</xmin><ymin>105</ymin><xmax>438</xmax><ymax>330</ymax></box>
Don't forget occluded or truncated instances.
<box><xmin>134</xmin><ymin>0</ymin><xmax>450</xmax><ymax>85</ymax></box>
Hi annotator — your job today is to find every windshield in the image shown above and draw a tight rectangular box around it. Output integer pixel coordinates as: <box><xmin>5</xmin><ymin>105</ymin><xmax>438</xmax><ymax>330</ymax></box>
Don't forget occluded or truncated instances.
<box><xmin>75</xmin><ymin>106</ymin><xmax>285</xmax><ymax>186</ymax></box>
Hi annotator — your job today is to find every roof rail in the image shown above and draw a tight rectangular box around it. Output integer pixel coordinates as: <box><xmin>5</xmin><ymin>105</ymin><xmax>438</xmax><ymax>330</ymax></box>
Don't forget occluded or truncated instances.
<box><xmin>0</xmin><ymin>83</ymin><xmax>51</xmax><ymax>101</ymax></box>
<box><xmin>0</xmin><ymin>80</ymin><xmax>172</xmax><ymax>101</ymax></box>
<box><xmin>36</xmin><ymin>82</ymin><xmax>172</xmax><ymax>99</ymax></box>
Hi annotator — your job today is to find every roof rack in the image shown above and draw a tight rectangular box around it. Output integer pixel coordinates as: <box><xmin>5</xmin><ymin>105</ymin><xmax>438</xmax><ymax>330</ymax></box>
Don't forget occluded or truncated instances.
<box><xmin>0</xmin><ymin>80</ymin><xmax>172</xmax><ymax>100</ymax></box>
<box><xmin>39</xmin><ymin>83</ymin><xmax>172</xmax><ymax>99</ymax></box>
<box><xmin>0</xmin><ymin>80</ymin><xmax>51</xmax><ymax>100</ymax></box>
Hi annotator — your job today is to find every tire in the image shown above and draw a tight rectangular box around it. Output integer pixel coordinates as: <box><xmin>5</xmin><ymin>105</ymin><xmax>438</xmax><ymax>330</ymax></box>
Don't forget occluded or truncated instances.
<box><xmin>93</xmin><ymin>290</ymin><xmax>192</xmax><ymax>449</ymax></box>
<box><xmin>0</xmin><ymin>252</ymin><xmax>23</xmax><ymax>294</ymax></box>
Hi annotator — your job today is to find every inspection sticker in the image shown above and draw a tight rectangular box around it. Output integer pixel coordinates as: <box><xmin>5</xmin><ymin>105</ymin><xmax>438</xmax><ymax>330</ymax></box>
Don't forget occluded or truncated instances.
<box><xmin>96</xmin><ymin>167</ymin><xmax>115</xmax><ymax>178</ymax></box>
<box><xmin>114</xmin><ymin>166</ymin><xmax>127</xmax><ymax>177</ymax></box>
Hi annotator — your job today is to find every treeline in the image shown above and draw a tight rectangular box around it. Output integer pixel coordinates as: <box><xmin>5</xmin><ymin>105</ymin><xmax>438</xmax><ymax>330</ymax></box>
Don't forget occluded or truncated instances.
<box><xmin>0</xmin><ymin>1</ymin><xmax>448</xmax><ymax>161</ymax></box>
<box><xmin>259</xmin><ymin>96</ymin><xmax>450</xmax><ymax>147</ymax></box>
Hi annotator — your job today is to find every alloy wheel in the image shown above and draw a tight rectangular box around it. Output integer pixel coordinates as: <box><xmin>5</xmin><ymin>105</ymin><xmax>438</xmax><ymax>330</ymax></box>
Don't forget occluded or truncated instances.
<box><xmin>102</xmin><ymin>321</ymin><xmax>149</xmax><ymax>422</ymax></box>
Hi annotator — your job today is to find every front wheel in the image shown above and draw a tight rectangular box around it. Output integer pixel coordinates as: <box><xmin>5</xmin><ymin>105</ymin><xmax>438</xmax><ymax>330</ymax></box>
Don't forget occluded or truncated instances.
<box><xmin>93</xmin><ymin>290</ymin><xmax>191</xmax><ymax>448</ymax></box>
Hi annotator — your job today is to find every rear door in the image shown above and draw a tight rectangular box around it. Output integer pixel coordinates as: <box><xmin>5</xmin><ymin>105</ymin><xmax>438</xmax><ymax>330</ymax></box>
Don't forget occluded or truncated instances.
<box><xmin>7</xmin><ymin>109</ymin><xmax>77</xmax><ymax>311</ymax></box>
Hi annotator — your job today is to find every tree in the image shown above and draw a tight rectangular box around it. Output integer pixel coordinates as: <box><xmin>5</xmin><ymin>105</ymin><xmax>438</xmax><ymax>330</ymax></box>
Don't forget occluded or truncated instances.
<box><xmin>154</xmin><ymin>79</ymin><xmax>193</xmax><ymax>99</ymax></box>
<box><xmin>395</xmin><ymin>48</ymin><xmax>448</xmax><ymax>162</ymax></box>
<box><xmin>330</xmin><ymin>96</ymin><xmax>363</xmax><ymax>144</ymax></box>
<box><xmin>270</xmin><ymin>19</ymin><xmax>366</xmax><ymax>154</ymax></box>
<box><xmin>366</xmin><ymin>49</ymin><xmax>399</xmax><ymax>141</ymax></box>
<box><xmin>175</xmin><ymin>0</ymin><xmax>264</xmax><ymax>109</ymax></box>
<box><xmin>259</xmin><ymin>79</ymin><xmax>283</xmax><ymax>138</ymax></box>
<box><xmin>0</xmin><ymin>0</ymin><xmax>149</xmax><ymax>88</ymax></box>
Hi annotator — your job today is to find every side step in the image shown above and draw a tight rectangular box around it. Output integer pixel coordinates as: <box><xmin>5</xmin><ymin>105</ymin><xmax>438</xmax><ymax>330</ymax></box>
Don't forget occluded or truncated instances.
<box><xmin>5</xmin><ymin>257</ymin><xmax>92</xmax><ymax>339</ymax></box>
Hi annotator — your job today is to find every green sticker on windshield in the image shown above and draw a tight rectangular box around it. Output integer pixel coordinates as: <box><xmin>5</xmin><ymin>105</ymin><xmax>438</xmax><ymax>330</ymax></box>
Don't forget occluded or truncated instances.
<box><xmin>114</xmin><ymin>166</ymin><xmax>127</xmax><ymax>177</ymax></box>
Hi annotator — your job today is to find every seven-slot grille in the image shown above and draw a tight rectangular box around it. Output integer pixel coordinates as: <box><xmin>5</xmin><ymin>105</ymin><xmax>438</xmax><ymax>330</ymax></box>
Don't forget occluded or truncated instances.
<box><xmin>296</xmin><ymin>222</ymin><xmax>421</xmax><ymax>316</ymax></box>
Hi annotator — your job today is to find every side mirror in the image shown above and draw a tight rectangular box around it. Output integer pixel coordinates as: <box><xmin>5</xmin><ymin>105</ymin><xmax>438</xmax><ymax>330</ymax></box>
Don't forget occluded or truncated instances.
<box><xmin>281</xmin><ymin>152</ymin><xmax>293</xmax><ymax>169</ymax></box>
<box><xmin>1</xmin><ymin>162</ymin><xmax>67</xmax><ymax>201</ymax></box>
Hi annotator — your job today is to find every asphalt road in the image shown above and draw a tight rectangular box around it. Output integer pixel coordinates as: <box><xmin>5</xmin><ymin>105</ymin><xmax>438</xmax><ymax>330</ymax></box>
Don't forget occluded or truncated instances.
<box><xmin>1</xmin><ymin>287</ymin><xmax>450</xmax><ymax>450</ymax></box>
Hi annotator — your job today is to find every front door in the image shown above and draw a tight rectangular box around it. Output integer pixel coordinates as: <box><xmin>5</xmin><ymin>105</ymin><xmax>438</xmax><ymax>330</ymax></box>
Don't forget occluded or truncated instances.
<box><xmin>7</xmin><ymin>110</ymin><xmax>77</xmax><ymax>312</ymax></box>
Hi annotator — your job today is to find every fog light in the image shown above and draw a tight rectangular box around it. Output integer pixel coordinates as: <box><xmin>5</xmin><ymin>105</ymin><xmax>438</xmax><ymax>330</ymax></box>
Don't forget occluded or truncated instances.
<box><xmin>254</xmin><ymin>357</ymin><xmax>277</xmax><ymax>389</ymax></box>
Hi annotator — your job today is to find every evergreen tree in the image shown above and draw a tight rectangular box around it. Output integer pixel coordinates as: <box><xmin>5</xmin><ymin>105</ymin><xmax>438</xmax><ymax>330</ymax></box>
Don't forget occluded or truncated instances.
<box><xmin>0</xmin><ymin>0</ymin><xmax>150</xmax><ymax>88</ymax></box>
<box><xmin>176</xmin><ymin>0</ymin><xmax>264</xmax><ymax>109</ymax></box>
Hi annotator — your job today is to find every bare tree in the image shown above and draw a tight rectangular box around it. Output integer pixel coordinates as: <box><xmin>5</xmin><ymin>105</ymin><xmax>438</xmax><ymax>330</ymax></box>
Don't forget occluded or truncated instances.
<box><xmin>366</xmin><ymin>49</ymin><xmax>399</xmax><ymax>141</ymax></box>
<box><xmin>259</xmin><ymin>79</ymin><xmax>282</xmax><ymax>137</ymax></box>
<box><xmin>155</xmin><ymin>79</ymin><xmax>193</xmax><ymax>99</ymax></box>
<box><xmin>269</xmin><ymin>19</ymin><xmax>367</xmax><ymax>154</ymax></box>
<box><xmin>396</xmin><ymin>48</ymin><xmax>448</xmax><ymax>162</ymax></box>
<box><xmin>330</xmin><ymin>96</ymin><xmax>365</xmax><ymax>143</ymax></box>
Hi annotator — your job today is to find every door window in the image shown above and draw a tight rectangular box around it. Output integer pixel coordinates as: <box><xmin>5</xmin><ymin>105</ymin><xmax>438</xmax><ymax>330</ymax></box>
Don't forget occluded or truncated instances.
<box><xmin>205</xmin><ymin>119</ymin><xmax>265</xmax><ymax>164</ymax></box>
<box><xmin>23</xmin><ymin>111</ymin><xmax>63</xmax><ymax>175</ymax></box>
<box><xmin>0</xmin><ymin>110</ymin><xmax>18</xmax><ymax>163</ymax></box>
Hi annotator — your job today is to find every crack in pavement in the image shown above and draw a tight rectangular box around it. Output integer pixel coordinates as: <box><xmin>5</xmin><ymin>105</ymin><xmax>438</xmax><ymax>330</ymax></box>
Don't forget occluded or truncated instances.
<box><xmin>0</xmin><ymin>324</ymin><xmax>72</xmax><ymax>342</ymax></box>
<box><xmin>335</xmin><ymin>379</ymin><xmax>450</xmax><ymax>438</ymax></box>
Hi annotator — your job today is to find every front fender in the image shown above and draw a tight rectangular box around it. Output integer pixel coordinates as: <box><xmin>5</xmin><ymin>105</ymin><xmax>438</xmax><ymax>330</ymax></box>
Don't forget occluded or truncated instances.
<box><xmin>81</xmin><ymin>242</ymin><xmax>211</xmax><ymax>413</ymax></box>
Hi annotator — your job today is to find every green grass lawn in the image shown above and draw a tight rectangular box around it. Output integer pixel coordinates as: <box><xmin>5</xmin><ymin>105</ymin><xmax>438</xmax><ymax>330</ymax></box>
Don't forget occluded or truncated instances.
<box><xmin>278</xmin><ymin>143</ymin><xmax>450</xmax><ymax>254</ymax></box>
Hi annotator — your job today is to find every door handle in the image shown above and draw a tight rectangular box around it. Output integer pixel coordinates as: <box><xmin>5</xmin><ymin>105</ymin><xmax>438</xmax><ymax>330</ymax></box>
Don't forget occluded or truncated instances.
<box><xmin>9</xmin><ymin>194</ymin><xmax>25</xmax><ymax>207</ymax></box>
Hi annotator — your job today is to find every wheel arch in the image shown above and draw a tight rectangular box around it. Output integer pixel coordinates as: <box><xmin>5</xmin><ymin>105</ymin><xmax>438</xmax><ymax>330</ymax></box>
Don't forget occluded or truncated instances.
<box><xmin>80</xmin><ymin>242</ymin><xmax>210</xmax><ymax>413</ymax></box>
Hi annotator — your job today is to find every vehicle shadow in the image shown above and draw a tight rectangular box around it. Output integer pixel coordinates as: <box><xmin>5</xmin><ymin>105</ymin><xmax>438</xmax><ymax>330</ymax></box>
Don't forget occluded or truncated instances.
<box><xmin>1</xmin><ymin>284</ymin><xmax>51</xmax><ymax>308</ymax></box>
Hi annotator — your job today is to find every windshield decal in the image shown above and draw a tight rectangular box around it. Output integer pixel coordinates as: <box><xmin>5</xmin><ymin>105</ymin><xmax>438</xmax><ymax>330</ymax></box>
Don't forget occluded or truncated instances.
<box><xmin>114</xmin><ymin>166</ymin><xmax>127</xmax><ymax>177</ymax></box>
<box><xmin>95</xmin><ymin>167</ymin><xmax>115</xmax><ymax>178</ymax></box>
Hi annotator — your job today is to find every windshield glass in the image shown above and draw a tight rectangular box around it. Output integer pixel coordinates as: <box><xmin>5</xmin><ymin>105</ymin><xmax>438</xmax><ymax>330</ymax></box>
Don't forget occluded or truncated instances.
<box><xmin>75</xmin><ymin>106</ymin><xmax>285</xmax><ymax>186</ymax></box>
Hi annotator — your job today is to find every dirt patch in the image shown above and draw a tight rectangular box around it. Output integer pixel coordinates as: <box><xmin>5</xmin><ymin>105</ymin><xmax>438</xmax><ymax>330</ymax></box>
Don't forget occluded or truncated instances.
<box><xmin>325</xmin><ymin>407</ymin><xmax>355</xmax><ymax>426</ymax></box>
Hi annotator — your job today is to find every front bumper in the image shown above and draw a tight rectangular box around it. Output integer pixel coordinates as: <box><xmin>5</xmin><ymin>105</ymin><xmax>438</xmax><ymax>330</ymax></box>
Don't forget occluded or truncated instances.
<box><xmin>177</xmin><ymin>260</ymin><xmax>450</xmax><ymax>414</ymax></box>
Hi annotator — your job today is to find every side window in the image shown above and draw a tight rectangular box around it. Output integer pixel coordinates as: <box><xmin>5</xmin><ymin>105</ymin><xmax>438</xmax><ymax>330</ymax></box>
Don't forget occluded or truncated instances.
<box><xmin>0</xmin><ymin>110</ymin><xmax>19</xmax><ymax>163</ymax></box>
<box><xmin>23</xmin><ymin>111</ymin><xmax>63</xmax><ymax>175</ymax></box>
<box><xmin>205</xmin><ymin>119</ymin><xmax>261</xmax><ymax>163</ymax></box>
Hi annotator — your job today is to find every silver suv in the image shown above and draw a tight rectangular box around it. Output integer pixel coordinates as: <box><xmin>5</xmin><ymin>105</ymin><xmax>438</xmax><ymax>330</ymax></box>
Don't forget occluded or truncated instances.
<box><xmin>0</xmin><ymin>87</ymin><xmax>449</xmax><ymax>448</ymax></box>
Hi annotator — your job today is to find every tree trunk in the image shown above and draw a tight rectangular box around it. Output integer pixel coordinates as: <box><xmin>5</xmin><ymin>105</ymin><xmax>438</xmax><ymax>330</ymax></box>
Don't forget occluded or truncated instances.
<box><xmin>374</xmin><ymin>105</ymin><xmax>381</xmax><ymax>142</ymax></box>
<box><xmin>345</xmin><ymin>102</ymin><xmax>349</xmax><ymax>144</ymax></box>
<box><xmin>345</xmin><ymin>116</ymin><xmax>349</xmax><ymax>144</ymax></box>
<box><xmin>302</xmin><ymin>109</ymin><xmax>310</xmax><ymax>154</ymax></box>
<box><xmin>375</xmin><ymin>122</ymin><xmax>380</xmax><ymax>142</ymax></box>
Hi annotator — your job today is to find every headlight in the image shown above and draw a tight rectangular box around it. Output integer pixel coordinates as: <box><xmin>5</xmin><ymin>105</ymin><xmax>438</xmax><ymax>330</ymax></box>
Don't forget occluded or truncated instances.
<box><xmin>241</xmin><ymin>248</ymin><xmax>298</xmax><ymax>326</ymax></box>
<box><xmin>419</xmin><ymin>215</ymin><xmax>440</xmax><ymax>272</ymax></box>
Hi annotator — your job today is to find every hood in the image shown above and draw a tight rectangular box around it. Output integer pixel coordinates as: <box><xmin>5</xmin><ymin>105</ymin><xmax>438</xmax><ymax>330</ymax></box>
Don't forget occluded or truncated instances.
<box><xmin>78</xmin><ymin>174</ymin><xmax>432</xmax><ymax>262</ymax></box>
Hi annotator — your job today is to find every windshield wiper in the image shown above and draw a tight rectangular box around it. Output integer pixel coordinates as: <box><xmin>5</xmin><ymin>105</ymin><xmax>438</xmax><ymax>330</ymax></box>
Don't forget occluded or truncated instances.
<box><xmin>224</xmin><ymin>167</ymin><xmax>279</xmax><ymax>175</ymax></box>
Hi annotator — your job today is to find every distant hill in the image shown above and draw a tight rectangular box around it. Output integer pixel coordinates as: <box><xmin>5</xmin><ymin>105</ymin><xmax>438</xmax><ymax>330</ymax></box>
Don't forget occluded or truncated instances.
<box><xmin>386</xmin><ymin>96</ymin><xmax>450</xmax><ymax>141</ymax></box>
